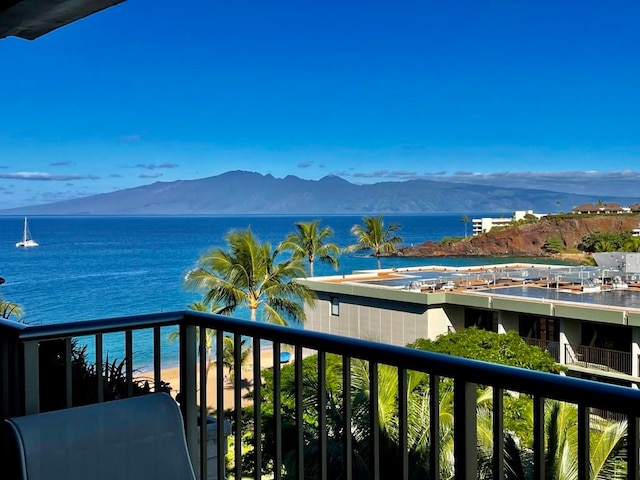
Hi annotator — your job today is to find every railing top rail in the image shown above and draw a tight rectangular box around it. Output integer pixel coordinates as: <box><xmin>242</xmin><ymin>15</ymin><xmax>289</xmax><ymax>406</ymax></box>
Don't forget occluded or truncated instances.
<box><xmin>17</xmin><ymin>311</ymin><xmax>185</xmax><ymax>341</ymax></box>
<box><xmin>571</xmin><ymin>343</ymin><xmax>631</xmax><ymax>355</ymax></box>
<box><xmin>183</xmin><ymin>311</ymin><xmax>640</xmax><ymax>414</ymax></box>
<box><xmin>13</xmin><ymin>309</ymin><xmax>640</xmax><ymax>415</ymax></box>
<box><xmin>0</xmin><ymin>317</ymin><xmax>29</xmax><ymax>334</ymax></box>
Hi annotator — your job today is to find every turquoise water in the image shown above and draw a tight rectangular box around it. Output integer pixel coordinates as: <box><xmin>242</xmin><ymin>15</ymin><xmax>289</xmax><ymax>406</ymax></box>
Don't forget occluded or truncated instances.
<box><xmin>0</xmin><ymin>214</ymin><xmax>520</xmax><ymax>369</ymax></box>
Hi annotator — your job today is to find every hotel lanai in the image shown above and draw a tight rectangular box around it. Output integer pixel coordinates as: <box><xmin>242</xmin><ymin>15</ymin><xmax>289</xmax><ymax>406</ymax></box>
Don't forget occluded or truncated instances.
<box><xmin>4</xmin><ymin>2</ymin><xmax>640</xmax><ymax>479</ymax></box>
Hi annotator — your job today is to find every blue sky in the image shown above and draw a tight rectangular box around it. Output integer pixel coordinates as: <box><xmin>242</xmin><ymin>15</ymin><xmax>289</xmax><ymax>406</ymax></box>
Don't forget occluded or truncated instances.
<box><xmin>1</xmin><ymin>0</ymin><xmax>639</xmax><ymax>208</ymax></box>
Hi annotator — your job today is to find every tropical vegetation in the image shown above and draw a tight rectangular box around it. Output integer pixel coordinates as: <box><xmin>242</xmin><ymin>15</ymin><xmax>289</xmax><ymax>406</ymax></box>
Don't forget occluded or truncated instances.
<box><xmin>279</xmin><ymin>220</ymin><xmax>340</xmax><ymax>277</ymax></box>
<box><xmin>184</xmin><ymin>228</ymin><xmax>316</xmax><ymax>326</ymax></box>
<box><xmin>578</xmin><ymin>231</ymin><xmax>634</xmax><ymax>253</ymax></box>
<box><xmin>0</xmin><ymin>294</ymin><xmax>22</xmax><ymax>320</ymax></box>
<box><xmin>461</xmin><ymin>215</ymin><xmax>469</xmax><ymax>238</ymax></box>
<box><xmin>167</xmin><ymin>301</ymin><xmax>226</xmax><ymax>380</ymax></box>
<box><xmin>542</xmin><ymin>235</ymin><xmax>566</xmax><ymax>254</ymax></box>
<box><xmin>237</xmin><ymin>328</ymin><xmax>626</xmax><ymax>479</ymax></box>
<box><xmin>409</xmin><ymin>328</ymin><xmax>564</xmax><ymax>374</ymax></box>
<box><xmin>344</xmin><ymin>216</ymin><xmax>404</xmax><ymax>269</ymax></box>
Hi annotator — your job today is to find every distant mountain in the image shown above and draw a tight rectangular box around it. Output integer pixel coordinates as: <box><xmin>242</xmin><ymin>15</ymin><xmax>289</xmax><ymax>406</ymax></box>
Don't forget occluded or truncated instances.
<box><xmin>2</xmin><ymin>170</ymin><xmax>637</xmax><ymax>215</ymax></box>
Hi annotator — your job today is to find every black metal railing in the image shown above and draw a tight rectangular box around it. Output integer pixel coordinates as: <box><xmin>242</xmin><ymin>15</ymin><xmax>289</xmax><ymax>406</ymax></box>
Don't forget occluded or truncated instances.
<box><xmin>565</xmin><ymin>343</ymin><xmax>632</xmax><ymax>375</ymax></box>
<box><xmin>2</xmin><ymin>312</ymin><xmax>640</xmax><ymax>480</ymax></box>
<box><xmin>522</xmin><ymin>337</ymin><xmax>560</xmax><ymax>362</ymax></box>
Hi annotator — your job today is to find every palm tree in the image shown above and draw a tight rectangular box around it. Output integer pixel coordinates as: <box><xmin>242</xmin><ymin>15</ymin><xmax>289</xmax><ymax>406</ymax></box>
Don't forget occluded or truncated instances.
<box><xmin>623</xmin><ymin>237</ymin><xmax>640</xmax><ymax>252</ymax></box>
<box><xmin>543</xmin><ymin>401</ymin><xmax>627</xmax><ymax>480</ymax></box>
<box><xmin>169</xmin><ymin>301</ymin><xmax>252</xmax><ymax>383</ymax></box>
<box><xmin>0</xmin><ymin>295</ymin><xmax>23</xmax><ymax>320</ymax></box>
<box><xmin>168</xmin><ymin>301</ymin><xmax>222</xmax><ymax>379</ymax></box>
<box><xmin>595</xmin><ymin>239</ymin><xmax>617</xmax><ymax>252</ymax></box>
<box><xmin>221</xmin><ymin>334</ymin><xmax>251</xmax><ymax>382</ymax></box>
<box><xmin>461</xmin><ymin>215</ymin><xmax>469</xmax><ymax>238</ymax></box>
<box><xmin>279</xmin><ymin>220</ymin><xmax>340</xmax><ymax>277</ymax></box>
<box><xmin>184</xmin><ymin>228</ymin><xmax>316</xmax><ymax>326</ymax></box>
<box><xmin>344</xmin><ymin>216</ymin><xmax>403</xmax><ymax>270</ymax></box>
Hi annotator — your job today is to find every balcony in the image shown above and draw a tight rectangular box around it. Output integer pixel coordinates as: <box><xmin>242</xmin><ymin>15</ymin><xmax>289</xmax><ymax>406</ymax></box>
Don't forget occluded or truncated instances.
<box><xmin>2</xmin><ymin>311</ymin><xmax>640</xmax><ymax>479</ymax></box>
<box><xmin>565</xmin><ymin>343</ymin><xmax>632</xmax><ymax>376</ymax></box>
<box><xmin>521</xmin><ymin>337</ymin><xmax>560</xmax><ymax>362</ymax></box>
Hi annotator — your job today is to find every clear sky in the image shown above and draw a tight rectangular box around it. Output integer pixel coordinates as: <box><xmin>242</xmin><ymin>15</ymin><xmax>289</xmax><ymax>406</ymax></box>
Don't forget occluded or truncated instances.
<box><xmin>1</xmin><ymin>0</ymin><xmax>639</xmax><ymax>208</ymax></box>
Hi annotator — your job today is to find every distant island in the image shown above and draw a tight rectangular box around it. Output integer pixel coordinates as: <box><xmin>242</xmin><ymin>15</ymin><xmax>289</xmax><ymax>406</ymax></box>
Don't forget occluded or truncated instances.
<box><xmin>397</xmin><ymin>213</ymin><xmax>640</xmax><ymax>260</ymax></box>
<box><xmin>1</xmin><ymin>170</ymin><xmax>638</xmax><ymax>215</ymax></box>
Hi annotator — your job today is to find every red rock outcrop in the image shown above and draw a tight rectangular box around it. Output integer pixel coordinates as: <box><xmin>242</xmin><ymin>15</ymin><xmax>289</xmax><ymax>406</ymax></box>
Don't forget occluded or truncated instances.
<box><xmin>397</xmin><ymin>215</ymin><xmax>640</xmax><ymax>257</ymax></box>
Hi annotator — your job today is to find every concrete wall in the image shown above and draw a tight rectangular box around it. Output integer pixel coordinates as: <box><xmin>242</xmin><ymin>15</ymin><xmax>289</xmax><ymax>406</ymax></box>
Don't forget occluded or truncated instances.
<box><xmin>304</xmin><ymin>288</ymin><xmax>640</xmax><ymax>387</ymax></box>
<box><xmin>499</xmin><ymin>310</ymin><xmax>519</xmax><ymax>333</ymax></box>
<box><xmin>305</xmin><ymin>293</ymin><xmax>459</xmax><ymax>346</ymax></box>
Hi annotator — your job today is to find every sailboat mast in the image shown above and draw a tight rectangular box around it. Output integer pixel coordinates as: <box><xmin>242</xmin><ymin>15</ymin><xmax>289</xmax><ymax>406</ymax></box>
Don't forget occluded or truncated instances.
<box><xmin>23</xmin><ymin>217</ymin><xmax>27</xmax><ymax>243</ymax></box>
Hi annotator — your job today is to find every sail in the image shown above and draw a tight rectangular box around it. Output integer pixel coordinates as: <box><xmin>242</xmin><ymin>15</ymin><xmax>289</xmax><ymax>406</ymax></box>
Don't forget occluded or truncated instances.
<box><xmin>16</xmin><ymin>217</ymin><xmax>39</xmax><ymax>248</ymax></box>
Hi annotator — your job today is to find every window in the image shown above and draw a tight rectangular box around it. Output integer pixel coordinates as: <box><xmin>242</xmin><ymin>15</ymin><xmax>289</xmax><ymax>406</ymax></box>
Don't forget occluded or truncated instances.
<box><xmin>464</xmin><ymin>308</ymin><xmax>496</xmax><ymax>332</ymax></box>
<box><xmin>330</xmin><ymin>297</ymin><xmax>339</xmax><ymax>316</ymax></box>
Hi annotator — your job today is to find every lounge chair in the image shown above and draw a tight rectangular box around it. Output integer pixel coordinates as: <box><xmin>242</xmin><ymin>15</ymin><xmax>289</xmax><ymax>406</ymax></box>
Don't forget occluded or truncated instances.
<box><xmin>3</xmin><ymin>393</ymin><xmax>196</xmax><ymax>480</ymax></box>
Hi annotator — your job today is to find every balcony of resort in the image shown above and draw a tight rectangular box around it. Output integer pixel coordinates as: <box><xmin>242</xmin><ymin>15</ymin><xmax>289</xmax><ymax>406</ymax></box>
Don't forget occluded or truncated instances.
<box><xmin>3</xmin><ymin>310</ymin><xmax>640</xmax><ymax>479</ymax></box>
<box><xmin>565</xmin><ymin>343</ymin><xmax>632</xmax><ymax>376</ymax></box>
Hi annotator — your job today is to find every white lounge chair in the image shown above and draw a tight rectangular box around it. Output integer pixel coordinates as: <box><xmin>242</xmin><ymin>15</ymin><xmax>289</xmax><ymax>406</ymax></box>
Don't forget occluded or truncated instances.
<box><xmin>3</xmin><ymin>393</ymin><xmax>196</xmax><ymax>480</ymax></box>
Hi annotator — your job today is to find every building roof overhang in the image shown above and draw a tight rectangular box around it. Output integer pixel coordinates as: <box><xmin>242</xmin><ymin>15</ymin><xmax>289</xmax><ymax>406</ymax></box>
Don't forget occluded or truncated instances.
<box><xmin>0</xmin><ymin>0</ymin><xmax>125</xmax><ymax>40</ymax></box>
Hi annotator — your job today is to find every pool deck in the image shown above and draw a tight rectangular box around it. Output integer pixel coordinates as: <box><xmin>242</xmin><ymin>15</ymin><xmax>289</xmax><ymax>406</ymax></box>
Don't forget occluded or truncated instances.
<box><xmin>319</xmin><ymin>263</ymin><xmax>640</xmax><ymax>309</ymax></box>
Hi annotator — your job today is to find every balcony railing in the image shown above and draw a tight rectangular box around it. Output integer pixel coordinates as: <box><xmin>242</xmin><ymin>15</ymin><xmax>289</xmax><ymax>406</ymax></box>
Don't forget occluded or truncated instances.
<box><xmin>522</xmin><ymin>337</ymin><xmax>560</xmax><ymax>362</ymax></box>
<box><xmin>565</xmin><ymin>343</ymin><xmax>632</xmax><ymax>375</ymax></box>
<box><xmin>2</xmin><ymin>312</ymin><xmax>640</xmax><ymax>480</ymax></box>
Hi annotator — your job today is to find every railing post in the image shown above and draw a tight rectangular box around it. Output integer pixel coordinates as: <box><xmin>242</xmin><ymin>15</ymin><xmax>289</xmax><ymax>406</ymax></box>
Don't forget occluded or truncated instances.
<box><xmin>492</xmin><ymin>387</ymin><xmax>504</xmax><ymax>479</ymax></box>
<box><xmin>179</xmin><ymin>322</ymin><xmax>198</xmax><ymax>472</ymax></box>
<box><xmin>343</xmin><ymin>355</ymin><xmax>353</xmax><ymax>480</ymax></box>
<box><xmin>295</xmin><ymin>344</ymin><xmax>305</xmax><ymax>479</ymax></box>
<box><xmin>369</xmin><ymin>361</ymin><xmax>379</xmax><ymax>480</ymax></box>
<box><xmin>398</xmin><ymin>367</ymin><xmax>408</xmax><ymax>480</ymax></box>
<box><xmin>453</xmin><ymin>378</ymin><xmax>477</xmax><ymax>480</ymax></box>
<box><xmin>577</xmin><ymin>404</ymin><xmax>590</xmax><ymax>480</ymax></box>
<box><xmin>628</xmin><ymin>414</ymin><xmax>639</xmax><ymax>480</ymax></box>
<box><xmin>1</xmin><ymin>331</ymin><xmax>23</xmax><ymax>419</ymax></box>
<box><xmin>23</xmin><ymin>340</ymin><xmax>40</xmax><ymax>415</ymax></box>
<box><xmin>429</xmin><ymin>374</ymin><xmax>440</xmax><ymax>479</ymax></box>
<box><xmin>632</xmin><ymin>328</ymin><xmax>640</xmax><ymax>378</ymax></box>
<box><xmin>533</xmin><ymin>395</ymin><xmax>545</xmax><ymax>480</ymax></box>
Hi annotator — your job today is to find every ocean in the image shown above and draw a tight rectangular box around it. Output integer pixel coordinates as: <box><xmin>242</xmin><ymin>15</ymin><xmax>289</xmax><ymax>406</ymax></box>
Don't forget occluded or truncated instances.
<box><xmin>0</xmin><ymin>214</ymin><xmax>525</xmax><ymax>369</ymax></box>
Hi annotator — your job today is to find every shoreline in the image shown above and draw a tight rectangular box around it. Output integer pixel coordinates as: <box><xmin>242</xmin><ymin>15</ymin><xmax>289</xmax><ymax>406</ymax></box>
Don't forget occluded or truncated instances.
<box><xmin>135</xmin><ymin>346</ymin><xmax>309</xmax><ymax>410</ymax></box>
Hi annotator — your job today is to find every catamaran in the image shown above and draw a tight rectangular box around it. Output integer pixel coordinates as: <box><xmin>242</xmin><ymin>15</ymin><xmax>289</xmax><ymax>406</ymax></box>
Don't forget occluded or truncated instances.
<box><xmin>16</xmin><ymin>217</ymin><xmax>39</xmax><ymax>248</ymax></box>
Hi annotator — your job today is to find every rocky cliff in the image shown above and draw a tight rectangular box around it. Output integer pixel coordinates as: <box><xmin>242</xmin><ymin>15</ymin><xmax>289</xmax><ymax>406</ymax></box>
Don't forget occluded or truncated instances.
<box><xmin>397</xmin><ymin>215</ymin><xmax>640</xmax><ymax>257</ymax></box>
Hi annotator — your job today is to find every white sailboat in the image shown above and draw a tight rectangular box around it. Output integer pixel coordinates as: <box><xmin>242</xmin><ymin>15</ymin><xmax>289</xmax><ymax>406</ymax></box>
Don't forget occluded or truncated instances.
<box><xmin>15</xmin><ymin>217</ymin><xmax>39</xmax><ymax>248</ymax></box>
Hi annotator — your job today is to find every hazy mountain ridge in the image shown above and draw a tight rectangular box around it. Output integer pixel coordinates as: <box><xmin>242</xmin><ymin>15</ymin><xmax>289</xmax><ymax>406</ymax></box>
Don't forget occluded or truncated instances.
<box><xmin>2</xmin><ymin>171</ymin><xmax>636</xmax><ymax>215</ymax></box>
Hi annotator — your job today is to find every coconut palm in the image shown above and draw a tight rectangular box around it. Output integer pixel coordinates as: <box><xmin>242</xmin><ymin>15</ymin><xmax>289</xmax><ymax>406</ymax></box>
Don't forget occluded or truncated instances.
<box><xmin>344</xmin><ymin>216</ymin><xmax>403</xmax><ymax>269</ymax></box>
<box><xmin>221</xmin><ymin>334</ymin><xmax>251</xmax><ymax>382</ymax></box>
<box><xmin>543</xmin><ymin>401</ymin><xmax>627</xmax><ymax>480</ymax></box>
<box><xmin>184</xmin><ymin>228</ymin><xmax>316</xmax><ymax>326</ymax></box>
<box><xmin>595</xmin><ymin>239</ymin><xmax>617</xmax><ymax>252</ymax></box>
<box><xmin>623</xmin><ymin>237</ymin><xmax>640</xmax><ymax>252</ymax></box>
<box><xmin>461</xmin><ymin>215</ymin><xmax>469</xmax><ymax>238</ymax></box>
<box><xmin>279</xmin><ymin>220</ymin><xmax>340</xmax><ymax>277</ymax></box>
<box><xmin>349</xmin><ymin>361</ymin><xmax>500</xmax><ymax>478</ymax></box>
<box><xmin>168</xmin><ymin>301</ymin><xmax>223</xmax><ymax>379</ymax></box>
<box><xmin>0</xmin><ymin>295</ymin><xmax>23</xmax><ymax>320</ymax></box>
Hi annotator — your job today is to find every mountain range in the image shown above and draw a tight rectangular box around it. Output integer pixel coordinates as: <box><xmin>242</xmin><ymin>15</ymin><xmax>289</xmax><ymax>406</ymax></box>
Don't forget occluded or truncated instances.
<box><xmin>2</xmin><ymin>171</ymin><xmax>637</xmax><ymax>215</ymax></box>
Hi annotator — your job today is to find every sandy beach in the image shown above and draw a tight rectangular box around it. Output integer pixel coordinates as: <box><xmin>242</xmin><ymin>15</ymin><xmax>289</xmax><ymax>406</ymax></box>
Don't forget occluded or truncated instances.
<box><xmin>136</xmin><ymin>347</ymin><xmax>280</xmax><ymax>411</ymax></box>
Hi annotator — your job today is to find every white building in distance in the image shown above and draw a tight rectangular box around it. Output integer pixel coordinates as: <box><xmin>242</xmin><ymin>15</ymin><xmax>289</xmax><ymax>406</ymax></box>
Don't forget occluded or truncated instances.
<box><xmin>472</xmin><ymin>210</ymin><xmax>546</xmax><ymax>235</ymax></box>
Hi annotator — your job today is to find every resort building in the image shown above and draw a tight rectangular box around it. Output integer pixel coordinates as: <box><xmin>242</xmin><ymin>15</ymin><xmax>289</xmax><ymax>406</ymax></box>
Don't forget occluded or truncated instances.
<box><xmin>572</xmin><ymin>202</ymin><xmax>626</xmax><ymax>214</ymax></box>
<box><xmin>299</xmin><ymin>261</ymin><xmax>640</xmax><ymax>388</ymax></box>
<box><xmin>471</xmin><ymin>210</ymin><xmax>545</xmax><ymax>235</ymax></box>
